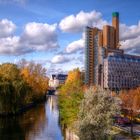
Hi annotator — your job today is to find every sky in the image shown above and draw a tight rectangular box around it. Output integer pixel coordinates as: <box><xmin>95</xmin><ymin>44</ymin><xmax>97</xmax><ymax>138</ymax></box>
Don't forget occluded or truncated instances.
<box><xmin>0</xmin><ymin>0</ymin><xmax>140</xmax><ymax>76</ymax></box>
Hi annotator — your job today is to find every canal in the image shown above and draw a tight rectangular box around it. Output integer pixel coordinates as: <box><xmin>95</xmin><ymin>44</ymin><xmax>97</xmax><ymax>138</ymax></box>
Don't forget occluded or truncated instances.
<box><xmin>0</xmin><ymin>95</ymin><xmax>64</xmax><ymax>140</ymax></box>
<box><xmin>0</xmin><ymin>95</ymin><xmax>129</xmax><ymax>140</ymax></box>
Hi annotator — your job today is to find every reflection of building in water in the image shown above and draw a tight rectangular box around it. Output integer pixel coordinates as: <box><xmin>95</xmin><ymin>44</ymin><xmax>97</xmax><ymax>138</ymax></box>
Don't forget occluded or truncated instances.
<box><xmin>49</xmin><ymin>74</ymin><xmax>68</xmax><ymax>89</ymax></box>
<box><xmin>49</xmin><ymin>96</ymin><xmax>58</xmax><ymax>113</ymax></box>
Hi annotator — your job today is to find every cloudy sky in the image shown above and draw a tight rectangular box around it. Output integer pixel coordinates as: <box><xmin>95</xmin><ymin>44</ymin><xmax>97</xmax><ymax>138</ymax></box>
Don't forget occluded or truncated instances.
<box><xmin>0</xmin><ymin>0</ymin><xmax>140</xmax><ymax>75</ymax></box>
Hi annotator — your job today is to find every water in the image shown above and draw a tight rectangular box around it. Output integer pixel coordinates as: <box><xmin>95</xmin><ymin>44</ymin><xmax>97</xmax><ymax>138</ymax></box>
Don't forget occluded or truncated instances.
<box><xmin>0</xmin><ymin>95</ymin><xmax>64</xmax><ymax>140</ymax></box>
<box><xmin>0</xmin><ymin>96</ymin><xmax>126</xmax><ymax>140</ymax></box>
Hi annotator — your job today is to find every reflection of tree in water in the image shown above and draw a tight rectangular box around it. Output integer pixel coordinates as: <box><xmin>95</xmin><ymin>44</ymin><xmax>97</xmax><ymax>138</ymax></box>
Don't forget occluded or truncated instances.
<box><xmin>24</xmin><ymin>104</ymin><xmax>47</xmax><ymax>140</ymax></box>
<box><xmin>49</xmin><ymin>95</ymin><xmax>58</xmax><ymax>112</ymax></box>
<box><xmin>0</xmin><ymin>117</ymin><xmax>25</xmax><ymax>140</ymax></box>
<box><xmin>0</xmin><ymin>102</ymin><xmax>47</xmax><ymax>140</ymax></box>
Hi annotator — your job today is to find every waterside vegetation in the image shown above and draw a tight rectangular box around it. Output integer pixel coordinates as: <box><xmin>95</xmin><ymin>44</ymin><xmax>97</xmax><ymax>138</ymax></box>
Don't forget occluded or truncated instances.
<box><xmin>58</xmin><ymin>68</ymin><xmax>84</xmax><ymax>127</ymax></box>
<box><xmin>0</xmin><ymin>59</ymin><xmax>49</xmax><ymax>115</ymax></box>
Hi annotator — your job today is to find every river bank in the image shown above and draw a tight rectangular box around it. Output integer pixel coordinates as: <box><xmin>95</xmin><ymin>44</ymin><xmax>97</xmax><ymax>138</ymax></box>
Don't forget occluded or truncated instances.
<box><xmin>0</xmin><ymin>95</ymin><xmax>63</xmax><ymax>140</ymax></box>
<box><xmin>0</xmin><ymin>95</ymin><xmax>47</xmax><ymax>117</ymax></box>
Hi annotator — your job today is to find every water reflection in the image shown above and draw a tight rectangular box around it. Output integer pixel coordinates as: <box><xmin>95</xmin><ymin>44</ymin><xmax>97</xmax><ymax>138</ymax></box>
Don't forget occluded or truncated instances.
<box><xmin>0</xmin><ymin>95</ymin><xmax>63</xmax><ymax>140</ymax></box>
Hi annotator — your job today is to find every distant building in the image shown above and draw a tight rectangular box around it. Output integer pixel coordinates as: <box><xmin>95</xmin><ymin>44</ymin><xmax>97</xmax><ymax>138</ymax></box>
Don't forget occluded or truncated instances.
<box><xmin>49</xmin><ymin>74</ymin><xmax>68</xmax><ymax>88</ymax></box>
<box><xmin>53</xmin><ymin>74</ymin><xmax>68</xmax><ymax>85</ymax></box>
<box><xmin>49</xmin><ymin>76</ymin><xmax>59</xmax><ymax>88</ymax></box>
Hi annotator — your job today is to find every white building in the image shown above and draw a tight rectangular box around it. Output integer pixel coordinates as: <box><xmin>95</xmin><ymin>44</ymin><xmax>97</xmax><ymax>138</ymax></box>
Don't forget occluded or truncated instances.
<box><xmin>49</xmin><ymin>77</ymin><xmax>59</xmax><ymax>89</ymax></box>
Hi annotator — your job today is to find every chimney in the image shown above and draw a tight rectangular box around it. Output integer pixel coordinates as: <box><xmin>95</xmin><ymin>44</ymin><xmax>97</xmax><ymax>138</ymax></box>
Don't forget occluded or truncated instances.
<box><xmin>112</xmin><ymin>12</ymin><xmax>119</xmax><ymax>48</ymax></box>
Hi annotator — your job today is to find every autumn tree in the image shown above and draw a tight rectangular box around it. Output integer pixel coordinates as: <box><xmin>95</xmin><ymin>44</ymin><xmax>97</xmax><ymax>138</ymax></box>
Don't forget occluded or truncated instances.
<box><xmin>59</xmin><ymin>68</ymin><xmax>84</xmax><ymax>127</ymax></box>
<box><xmin>19</xmin><ymin>59</ymin><xmax>49</xmax><ymax>101</ymax></box>
<box><xmin>0</xmin><ymin>63</ymin><xmax>31</xmax><ymax>113</ymax></box>
<box><xmin>77</xmin><ymin>87</ymin><xmax>120</xmax><ymax>140</ymax></box>
<box><xmin>60</xmin><ymin>68</ymin><xmax>84</xmax><ymax>95</ymax></box>
<box><xmin>119</xmin><ymin>88</ymin><xmax>140</xmax><ymax>135</ymax></box>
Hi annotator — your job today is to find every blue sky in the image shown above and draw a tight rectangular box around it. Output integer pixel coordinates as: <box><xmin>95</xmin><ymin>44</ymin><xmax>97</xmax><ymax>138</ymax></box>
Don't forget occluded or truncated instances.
<box><xmin>0</xmin><ymin>0</ymin><xmax>140</xmax><ymax>75</ymax></box>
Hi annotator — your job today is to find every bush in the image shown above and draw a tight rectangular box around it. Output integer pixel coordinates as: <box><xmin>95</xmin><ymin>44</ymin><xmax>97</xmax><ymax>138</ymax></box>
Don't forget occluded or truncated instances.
<box><xmin>77</xmin><ymin>87</ymin><xmax>120</xmax><ymax>140</ymax></box>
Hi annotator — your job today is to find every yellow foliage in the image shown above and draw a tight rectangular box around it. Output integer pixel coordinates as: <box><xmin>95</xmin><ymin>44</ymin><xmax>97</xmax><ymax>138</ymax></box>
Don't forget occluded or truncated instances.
<box><xmin>60</xmin><ymin>68</ymin><xmax>84</xmax><ymax>95</ymax></box>
<box><xmin>20</xmin><ymin>61</ymin><xmax>49</xmax><ymax>98</ymax></box>
<box><xmin>66</xmin><ymin>68</ymin><xmax>81</xmax><ymax>84</ymax></box>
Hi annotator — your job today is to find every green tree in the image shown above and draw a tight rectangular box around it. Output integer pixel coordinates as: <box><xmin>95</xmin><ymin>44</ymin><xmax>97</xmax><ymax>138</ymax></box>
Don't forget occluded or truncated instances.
<box><xmin>0</xmin><ymin>63</ymin><xmax>31</xmax><ymax>113</ymax></box>
<box><xmin>59</xmin><ymin>68</ymin><xmax>84</xmax><ymax>127</ymax></box>
<box><xmin>77</xmin><ymin>87</ymin><xmax>120</xmax><ymax>140</ymax></box>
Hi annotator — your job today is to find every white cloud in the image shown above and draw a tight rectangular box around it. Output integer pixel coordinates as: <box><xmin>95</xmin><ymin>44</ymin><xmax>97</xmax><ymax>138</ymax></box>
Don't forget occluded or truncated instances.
<box><xmin>119</xmin><ymin>21</ymin><xmax>140</xmax><ymax>55</ymax></box>
<box><xmin>51</xmin><ymin>55</ymin><xmax>70</xmax><ymax>64</ymax></box>
<box><xmin>47</xmin><ymin>66</ymin><xmax>67</xmax><ymax>76</ymax></box>
<box><xmin>66</xmin><ymin>32</ymin><xmax>85</xmax><ymax>54</ymax></box>
<box><xmin>0</xmin><ymin>21</ymin><xmax>59</xmax><ymax>55</ymax></box>
<box><xmin>121</xmin><ymin>36</ymin><xmax>140</xmax><ymax>54</ymax></box>
<box><xmin>20</xmin><ymin>22</ymin><xmax>59</xmax><ymax>51</ymax></box>
<box><xmin>0</xmin><ymin>36</ymin><xmax>33</xmax><ymax>55</ymax></box>
<box><xmin>66</xmin><ymin>39</ymin><xmax>84</xmax><ymax>53</ymax></box>
<box><xmin>0</xmin><ymin>36</ymin><xmax>20</xmax><ymax>54</ymax></box>
<box><xmin>0</xmin><ymin>19</ymin><xmax>16</xmax><ymax>38</ymax></box>
<box><xmin>120</xmin><ymin>21</ymin><xmax>140</xmax><ymax>40</ymax></box>
<box><xmin>59</xmin><ymin>10</ymin><xmax>108</xmax><ymax>33</ymax></box>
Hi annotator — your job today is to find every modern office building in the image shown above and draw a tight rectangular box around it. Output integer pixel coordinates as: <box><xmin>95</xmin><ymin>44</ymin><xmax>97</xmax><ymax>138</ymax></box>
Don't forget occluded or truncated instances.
<box><xmin>104</xmin><ymin>53</ymin><xmax>140</xmax><ymax>90</ymax></box>
<box><xmin>85</xmin><ymin>12</ymin><xmax>140</xmax><ymax>90</ymax></box>
<box><xmin>85</xmin><ymin>27</ymin><xmax>101</xmax><ymax>85</ymax></box>
<box><xmin>85</xmin><ymin>12</ymin><xmax>120</xmax><ymax>86</ymax></box>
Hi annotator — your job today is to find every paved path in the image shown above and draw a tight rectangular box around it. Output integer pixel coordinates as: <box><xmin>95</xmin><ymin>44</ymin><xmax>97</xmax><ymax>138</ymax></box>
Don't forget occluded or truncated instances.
<box><xmin>115</xmin><ymin>124</ymin><xmax>140</xmax><ymax>136</ymax></box>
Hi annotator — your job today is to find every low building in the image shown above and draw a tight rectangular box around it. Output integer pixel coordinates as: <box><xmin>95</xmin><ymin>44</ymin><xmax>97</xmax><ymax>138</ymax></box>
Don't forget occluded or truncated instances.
<box><xmin>103</xmin><ymin>53</ymin><xmax>140</xmax><ymax>90</ymax></box>
<box><xmin>55</xmin><ymin>74</ymin><xmax>68</xmax><ymax>85</ymax></box>
<box><xmin>49</xmin><ymin>74</ymin><xmax>68</xmax><ymax>88</ymax></box>
<box><xmin>49</xmin><ymin>76</ymin><xmax>59</xmax><ymax>89</ymax></box>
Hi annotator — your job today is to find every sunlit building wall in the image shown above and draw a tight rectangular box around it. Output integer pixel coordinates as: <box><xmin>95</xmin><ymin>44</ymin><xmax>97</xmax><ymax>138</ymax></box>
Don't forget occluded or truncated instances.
<box><xmin>104</xmin><ymin>53</ymin><xmax>140</xmax><ymax>90</ymax></box>
<box><xmin>85</xmin><ymin>12</ymin><xmax>140</xmax><ymax>90</ymax></box>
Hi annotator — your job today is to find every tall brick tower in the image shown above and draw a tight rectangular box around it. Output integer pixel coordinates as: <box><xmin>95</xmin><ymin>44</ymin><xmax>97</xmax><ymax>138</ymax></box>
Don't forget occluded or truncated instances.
<box><xmin>112</xmin><ymin>12</ymin><xmax>119</xmax><ymax>48</ymax></box>
<box><xmin>85</xmin><ymin>27</ymin><xmax>99</xmax><ymax>86</ymax></box>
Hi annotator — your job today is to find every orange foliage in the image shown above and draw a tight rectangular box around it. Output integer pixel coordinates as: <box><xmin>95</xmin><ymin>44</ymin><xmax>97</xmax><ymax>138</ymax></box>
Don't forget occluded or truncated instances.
<box><xmin>60</xmin><ymin>68</ymin><xmax>84</xmax><ymax>95</ymax></box>
<box><xmin>66</xmin><ymin>68</ymin><xmax>81</xmax><ymax>84</ymax></box>
<box><xmin>119</xmin><ymin>87</ymin><xmax>140</xmax><ymax>115</ymax></box>
<box><xmin>20</xmin><ymin>61</ymin><xmax>49</xmax><ymax>98</ymax></box>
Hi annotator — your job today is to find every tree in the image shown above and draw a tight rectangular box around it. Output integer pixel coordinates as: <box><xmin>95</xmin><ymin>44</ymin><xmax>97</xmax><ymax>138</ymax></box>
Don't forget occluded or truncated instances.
<box><xmin>19</xmin><ymin>60</ymin><xmax>49</xmax><ymax>101</ymax></box>
<box><xmin>77</xmin><ymin>87</ymin><xmax>120</xmax><ymax>140</ymax></box>
<box><xmin>59</xmin><ymin>68</ymin><xmax>84</xmax><ymax>127</ymax></box>
<box><xmin>60</xmin><ymin>68</ymin><xmax>83</xmax><ymax>95</ymax></box>
<box><xmin>0</xmin><ymin>63</ymin><xmax>31</xmax><ymax>113</ymax></box>
<box><xmin>119</xmin><ymin>88</ymin><xmax>140</xmax><ymax>135</ymax></box>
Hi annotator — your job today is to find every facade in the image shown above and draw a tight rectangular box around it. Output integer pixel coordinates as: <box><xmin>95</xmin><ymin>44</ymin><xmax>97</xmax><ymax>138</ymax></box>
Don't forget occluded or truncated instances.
<box><xmin>85</xmin><ymin>12</ymin><xmax>140</xmax><ymax>90</ymax></box>
<box><xmin>85</xmin><ymin>12</ymin><xmax>119</xmax><ymax>86</ymax></box>
<box><xmin>85</xmin><ymin>27</ymin><xmax>99</xmax><ymax>85</ymax></box>
<box><xmin>103</xmin><ymin>25</ymin><xmax>115</xmax><ymax>49</ymax></box>
<box><xmin>55</xmin><ymin>74</ymin><xmax>68</xmax><ymax>85</ymax></box>
<box><xmin>50</xmin><ymin>74</ymin><xmax>68</xmax><ymax>86</ymax></box>
<box><xmin>49</xmin><ymin>76</ymin><xmax>59</xmax><ymax>88</ymax></box>
<box><xmin>85</xmin><ymin>27</ymin><xmax>105</xmax><ymax>86</ymax></box>
<box><xmin>104</xmin><ymin>53</ymin><xmax>140</xmax><ymax>90</ymax></box>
